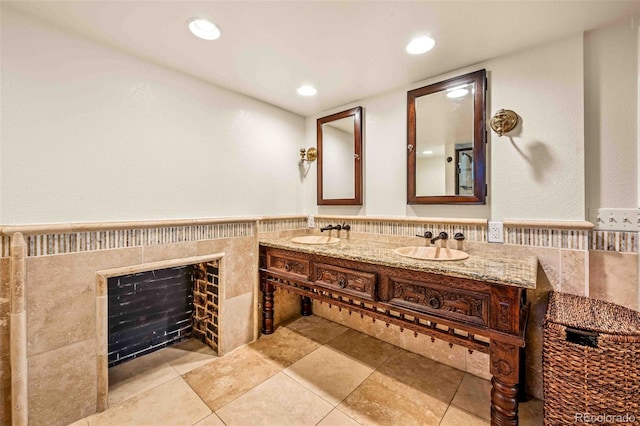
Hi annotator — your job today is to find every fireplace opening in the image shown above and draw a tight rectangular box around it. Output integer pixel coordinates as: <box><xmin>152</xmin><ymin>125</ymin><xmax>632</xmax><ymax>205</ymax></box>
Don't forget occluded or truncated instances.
<box><xmin>107</xmin><ymin>260</ymin><xmax>219</xmax><ymax>367</ymax></box>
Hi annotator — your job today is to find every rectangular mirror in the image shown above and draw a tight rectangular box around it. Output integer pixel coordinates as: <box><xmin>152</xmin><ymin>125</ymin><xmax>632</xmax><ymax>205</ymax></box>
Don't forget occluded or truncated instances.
<box><xmin>407</xmin><ymin>69</ymin><xmax>486</xmax><ymax>204</ymax></box>
<box><xmin>317</xmin><ymin>106</ymin><xmax>363</xmax><ymax>205</ymax></box>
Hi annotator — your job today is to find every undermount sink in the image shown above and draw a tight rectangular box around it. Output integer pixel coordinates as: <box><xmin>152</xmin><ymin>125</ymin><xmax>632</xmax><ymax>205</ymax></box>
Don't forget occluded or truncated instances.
<box><xmin>291</xmin><ymin>236</ymin><xmax>340</xmax><ymax>245</ymax></box>
<box><xmin>394</xmin><ymin>246</ymin><xmax>469</xmax><ymax>261</ymax></box>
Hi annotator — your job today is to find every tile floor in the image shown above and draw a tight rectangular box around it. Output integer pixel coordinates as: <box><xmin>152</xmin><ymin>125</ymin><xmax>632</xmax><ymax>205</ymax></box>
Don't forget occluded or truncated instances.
<box><xmin>71</xmin><ymin>315</ymin><xmax>543</xmax><ymax>426</ymax></box>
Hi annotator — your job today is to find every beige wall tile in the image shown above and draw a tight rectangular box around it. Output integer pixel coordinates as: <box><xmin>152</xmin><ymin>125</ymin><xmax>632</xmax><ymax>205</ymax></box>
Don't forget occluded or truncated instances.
<box><xmin>28</xmin><ymin>338</ymin><xmax>97</xmax><ymax>426</ymax></box>
<box><xmin>518</xmin><ymin>247</ymin><xmax>560</xmax><ymax>399</ymax></box>
<box><xmin>466</xmin><ymin>350</ymin><xmax>491</xmax><ymax>381</ymax></box>
<box><xmin>259</xmin><ymin>229</ymin><xmax>309</xmax><ymax>239</ymax></box>
<box><xmin>25</xmin><ymin>247</ymin><xmax>142</xmax><ymax>356</ymax></box>
<box><xmin>561</xmin><ymin>249</ymin><xmax>587</xmax><ymax>296</ymax></box>
<box><xmin>197</xmin><ymin>237</ymin><xmax>257</xmax><ymax>300</ymax></box>
<box><xmin>0</xmin><ymin>258</ymin><xmax>10</xmax><ymax>426</ymax></box>
<box><xmin>524</xmin><ymin>261</ymin><xmax>553</xmax><ymax>400</ymax></box>
<box><xmin>589</xmin><ymin>250</ymin><xmax>639</xmax><ymax>310</ymax></box>
<box><xmin>141</xmin><ymin>242</ymin><xmax>197</xmax><ymax>263</ymax></box>
<box><xmin>221</xmin><ymin>292</ymin><xmax>254</xmax><ymax>353</ymax></box>
<box><xmin>0</xmin><ymin>357</ymin><xmax>10</xmax><ymax>426</ymax></box>
<box><xmin>273</xmin><ymin>288</ymin><xmax>301</xmax><ymax>327</ymax></box>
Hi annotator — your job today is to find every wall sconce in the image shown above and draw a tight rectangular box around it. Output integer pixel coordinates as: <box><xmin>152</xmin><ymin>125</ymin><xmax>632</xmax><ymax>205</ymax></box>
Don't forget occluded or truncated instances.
<box><xmin>490</xmin><ymin>109</ymin><xmax>518</xmax><ymax>137</ymax></box>
<box><xmin>300</xmin><ymin>147</ymin><xmax>317</xmax><ymax>163</ymax></box>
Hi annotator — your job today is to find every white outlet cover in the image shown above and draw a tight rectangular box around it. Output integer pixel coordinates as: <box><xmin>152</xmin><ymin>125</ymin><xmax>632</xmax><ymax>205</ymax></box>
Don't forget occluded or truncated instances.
<box><xmin>488</xmin><ymin>221</ymin><xmax>504</xmax><ymax>243</ymax></box>
<box><xmin>307</xmin><ymin>215</ymin><xmax>315</xmax><ymax>228</ymax></box>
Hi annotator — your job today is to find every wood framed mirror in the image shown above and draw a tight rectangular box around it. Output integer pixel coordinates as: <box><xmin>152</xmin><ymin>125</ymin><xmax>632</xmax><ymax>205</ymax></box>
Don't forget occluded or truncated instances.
<box><xmin>317</xmin><ymin>106</ymin><xmax>363</xmax><ymax>205</ymax></box>
<box><xmin>407</xmin><ymin>69</ymin><xmax>486</xmax><ymax>204</ymax></box>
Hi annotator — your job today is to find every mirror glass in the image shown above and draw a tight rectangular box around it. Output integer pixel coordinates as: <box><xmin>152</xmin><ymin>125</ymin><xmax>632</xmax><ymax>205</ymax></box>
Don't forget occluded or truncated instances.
<box><xmin>407</xmin><ymin>69</ymin><xmax>486</xmax><ymax>204</ymax></box>
<box><xmin>317</xmin><ymin>106</ymin><xmax>363</xmax><ymax>205</ymax></box>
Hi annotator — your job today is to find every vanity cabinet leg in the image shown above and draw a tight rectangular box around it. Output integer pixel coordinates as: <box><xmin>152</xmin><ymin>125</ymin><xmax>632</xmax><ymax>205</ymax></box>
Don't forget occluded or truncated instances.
<box><xmin>301</xmin><ymin>296</ymin><xmax>312</xmax><ymax>316</ymax></box>
<box><xmin>491</xmin><ymin>377</ymin><xmax>519</xmax><ymax>425</ymax></box>
<box><xmin>261</xmin><ymin>281</ymin><xmax>275</xmax><ymax>335</ymax></box>
<box><xmin>489</xmin><ymin>341</ymin><xmax>520</xmax><ymax>425</ymax></box>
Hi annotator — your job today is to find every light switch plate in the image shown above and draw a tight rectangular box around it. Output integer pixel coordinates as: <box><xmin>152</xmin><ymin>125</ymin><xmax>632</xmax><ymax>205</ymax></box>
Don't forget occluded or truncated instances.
<box><xmin>592</xmin><ymin>208</ymin><xmax>640</xmax><ymax>231</ymax></box>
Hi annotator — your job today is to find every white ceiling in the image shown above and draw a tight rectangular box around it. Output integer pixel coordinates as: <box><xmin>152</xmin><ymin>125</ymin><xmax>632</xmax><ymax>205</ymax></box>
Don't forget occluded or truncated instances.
<box><xmin>7</xmin><ymin>1</ymin><xmax>640</xmax><ymax>117</ymax></box>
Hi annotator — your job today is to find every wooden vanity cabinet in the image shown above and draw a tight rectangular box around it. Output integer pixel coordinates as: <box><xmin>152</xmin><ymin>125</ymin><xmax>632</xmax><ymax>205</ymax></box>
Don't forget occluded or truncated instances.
<box><xmin>259</xmin><ymin>246</ymin><xmax>529</xmax><ymax>426</ymax></box>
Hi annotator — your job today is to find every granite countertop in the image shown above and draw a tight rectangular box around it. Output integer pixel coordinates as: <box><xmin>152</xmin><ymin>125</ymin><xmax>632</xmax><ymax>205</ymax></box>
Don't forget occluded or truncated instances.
<box><xmin>259</xmin><ymin>237</ymin><xmax>538</xmax><ymax>289</ymax></box>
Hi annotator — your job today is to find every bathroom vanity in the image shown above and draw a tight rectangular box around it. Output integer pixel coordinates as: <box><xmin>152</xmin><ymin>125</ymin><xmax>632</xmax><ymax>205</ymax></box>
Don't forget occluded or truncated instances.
<box><xmin>259</xmin><ymin>237</ymin><xmax>537</xmax><ymax>426</ymax></box>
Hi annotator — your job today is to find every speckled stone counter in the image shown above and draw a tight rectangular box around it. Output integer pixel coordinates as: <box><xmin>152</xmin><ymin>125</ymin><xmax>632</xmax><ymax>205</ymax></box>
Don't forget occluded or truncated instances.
<box><xmin>259</xmin><ymin>237</ymin><xmax>537</xmax><ymax>289</ymax></box>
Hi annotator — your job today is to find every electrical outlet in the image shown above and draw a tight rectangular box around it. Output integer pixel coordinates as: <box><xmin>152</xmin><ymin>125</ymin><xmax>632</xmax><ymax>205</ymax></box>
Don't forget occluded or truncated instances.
<box><xmin>488</xmin><ymin>221</ymin><xmax>504</xmax><ymax>243</ymax></box>
<box><xmin>307</xmin><ymin>215</ymin><xmax>315</xmax><ymax>228</ymax></box>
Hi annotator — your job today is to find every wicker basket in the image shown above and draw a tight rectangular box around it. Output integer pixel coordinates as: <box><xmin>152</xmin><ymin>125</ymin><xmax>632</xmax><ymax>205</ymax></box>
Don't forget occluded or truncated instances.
<box><xmin>543</xmin><ymin>292</ymin><xmax>640</xmax><ymax>425</ymax></box>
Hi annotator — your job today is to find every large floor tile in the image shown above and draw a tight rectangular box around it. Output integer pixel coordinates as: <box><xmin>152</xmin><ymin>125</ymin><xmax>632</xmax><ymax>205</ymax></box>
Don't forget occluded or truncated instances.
<box><xmin>108</xmin><ymin>350</ymin><xmax>179</xmax><ymax>406</ymax></box>
<box><xmin>160</xmin><ymin>338</ymin><xmax>217</xmax><ymax>375</ymax></box>
<box><xmin>284</xmin><ymin>346</ymin><xmax>374</xmax><ymax>406</ymax></box>
<box><xmin>89</xmin><ymin>377</ymin><xmax>211</xmax><ymax>426</ymax></box>
<box><xmin>326</xmin><ymin>328</ymin><xmax>398</xmax><ymax>368</ymax></box>
<box><xmin>183</xmin><ymin>345</ymin><xmax>281</xmax><ymax>411</ymax></box>
<box><xmin>194</xmin><ymin>413</ymin><xmax>226</xmax><ymax>426</ymax></box>
<box><xmin>283</xmin><ymin>315</ymin><xmax>349</xmax><ymax>343</ymax></box>
<box><xmin>376</xmin><ymin>348</ymin><xmax>465</xmax><ymax>403</ymax></box>
<box><xmin>317</xmin><ymin>409</ymin><xmax>361</xmax><ymax>426</ymax></box>
<box><xmin>338</xmin><ymin>371</ymin><xmax>449</xmax><ymax>426</ymax></box>
<box><xmin>216</xmin><ymin>372</ymin><xmax>333</xmax><ymax>426</ymax></box>
<box><xmin>439</xmin><ymin>406</ymin><xmax>489</xmax><ymax>426</ymax></box>
<box><xmin>451</xmin><ymin>374</ymin><xmax>492</xmax><ymax>421</ymax></box>
<box><xmin>519</xmin><ymin>398</ymin><xmax>544</xmax><ymax>426</ymax></box>
<box><xmin>248</xmin><ymin>325</ymin><xmax>322</xmax><ymax>368</ymax></box>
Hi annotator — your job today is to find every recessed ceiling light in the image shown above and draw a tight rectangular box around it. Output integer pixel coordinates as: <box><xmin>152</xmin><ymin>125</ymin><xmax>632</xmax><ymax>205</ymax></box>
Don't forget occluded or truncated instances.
<box><xmin>406</xmin><ymin>36</ymin><xmax>435</xmax><ymax>55</ymax></box>
<box><xmin>297</xmin><ymin>85</ymin><xmax>317</xmax><ymax>96</ymax></box>
<box><xmin>188</xmin><ymin>18</ymin><xmax>221</xmax><ymax>40</ymax></box>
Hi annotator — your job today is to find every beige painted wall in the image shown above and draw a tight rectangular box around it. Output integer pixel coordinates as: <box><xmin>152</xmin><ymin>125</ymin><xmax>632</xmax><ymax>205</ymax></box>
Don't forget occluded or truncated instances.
<box><xmin>585</xmin><ymin>21</ymin><xmax>638</xmax><ymax>215</ymax></box>
<box><xmin>304</xmin><ymin>34</ymin><xmax>586</xmax><ymax>220</ymax></box>
<box><xmin>0</xmin><ymin>7</ymin><xmax>306</xmax><ymax>225</ymax></box>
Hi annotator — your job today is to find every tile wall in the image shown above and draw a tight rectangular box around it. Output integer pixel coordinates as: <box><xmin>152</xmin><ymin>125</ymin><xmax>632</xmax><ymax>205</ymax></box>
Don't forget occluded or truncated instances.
<box><xmin>0</xmin><ymin>216</ymin><xmax>309</xmax><ymax>426</ymax></box>
<box><xmin>0</xmin><ymin>214</ymin><xmax>638</xmax><ymax>424</ymax></box>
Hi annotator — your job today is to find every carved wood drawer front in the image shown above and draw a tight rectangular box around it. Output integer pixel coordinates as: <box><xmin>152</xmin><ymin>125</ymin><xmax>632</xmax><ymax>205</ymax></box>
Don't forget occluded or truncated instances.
<box><xmin>266</xmin><ymin>251</ymin><xmax>310</xmax><ymax>280</ymax></box>
<box><xmin>388</xmin><ymin>277</ymin><xmax>489</xmax><ymax>326</ymax></box>
<box><xmin>313</xmin><ymin>263</ymin><xmax>377</xmax><ymax>301</ymax></box>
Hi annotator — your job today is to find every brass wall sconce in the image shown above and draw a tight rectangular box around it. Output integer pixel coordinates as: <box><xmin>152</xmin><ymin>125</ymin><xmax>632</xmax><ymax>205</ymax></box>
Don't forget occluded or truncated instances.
<box><xmin>490</xmin><ymin>109</ymin><xmax>518</xmax><ymax>136</ymax></box>
<box><xmin>299</xmin><ymin>147</ymin><xmax>317</xmax><ymax>163</ymax></box>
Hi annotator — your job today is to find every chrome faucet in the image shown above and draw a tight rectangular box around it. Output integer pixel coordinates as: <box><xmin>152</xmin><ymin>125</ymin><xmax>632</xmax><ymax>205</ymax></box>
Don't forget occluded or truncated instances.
<box><xmin>430</xmin><ymin>231</ymin><xmax>448</xmax><ymax>244</ymax></box>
